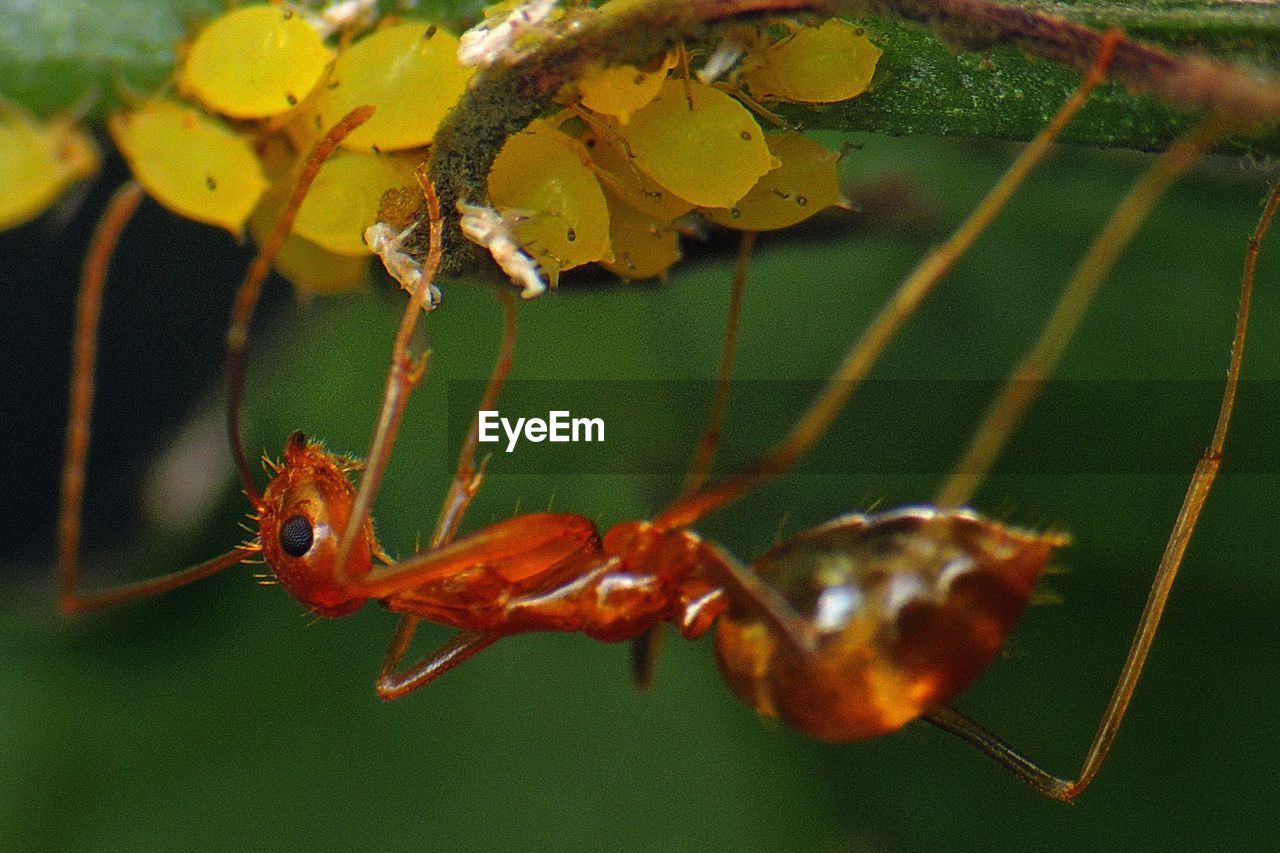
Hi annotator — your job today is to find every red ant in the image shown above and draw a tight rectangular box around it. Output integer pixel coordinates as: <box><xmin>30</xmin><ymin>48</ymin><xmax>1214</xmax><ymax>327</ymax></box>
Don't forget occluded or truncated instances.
<box><xmin>56</xmin><ymin>36</ymin><xmax>1278</xmax><ymax>802</ymax></box>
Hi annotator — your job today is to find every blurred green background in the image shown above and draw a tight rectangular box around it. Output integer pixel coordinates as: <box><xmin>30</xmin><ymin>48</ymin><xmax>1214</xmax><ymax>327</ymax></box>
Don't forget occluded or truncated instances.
<box><xmin>4</xmin><ymin>125</ymin><xmax>1279</xmax><ymax>850</ymax></box>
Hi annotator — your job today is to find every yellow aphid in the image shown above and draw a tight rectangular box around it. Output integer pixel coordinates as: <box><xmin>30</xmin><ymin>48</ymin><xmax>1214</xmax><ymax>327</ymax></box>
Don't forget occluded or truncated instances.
<box><xmin>624</xmin><ymin>78</ymin><xmax>775</xmax><ymax>209</ymax></box>
<box><xmin>584</xmin><ymin>118</ymin><xmax>695</xmax><ymax>224</ymax></box>
<box><xmin>743</xmin><ymin>19</ymin><xmax>881</xmax><ymax>104</ymax></box>
<box><xmin>249</xmin><ymin>136</ymin><xmax>369</xmax><ymax>294</ymax></box>
<box><xmin>577</xmin><ymin>53</ymin><xmax>674</xmax><ymax>123</ymax></box>
<box><xmin>703</xmin><ymin>133</ymin><xmax>844</xmax><ymax>231</ymax></box>
<box><xmin>488</xmin><ymin>121</ymin><xmax>612</xmax><ymax>278</ymax></box>
<box><xmin>298</xmin><ymin>22</ymin><xmax>473</xmax><ymax>151</ymax></box>
<box><xmin>598</xmin><ymin>196</ymin><xmax>681</xmax><ymax>280</ymax></box>
<box><xmin>179</xmin><ymin>4</ymin><xmax>333</xmax><ymax>119</ymax></box>
<box><xmin>291</xmin><ymin>150</ymin><xmax>419</xmax><ymax>255</ymax></box>
<box><xmin>0</xmin><ymin>103</ymin><xmax>99</xmax><ymax>230</ymax></box>
<box><xmin>109</xmin><ymin>100</ymin><xmax>268</xmax><ymax>234</ymax></box>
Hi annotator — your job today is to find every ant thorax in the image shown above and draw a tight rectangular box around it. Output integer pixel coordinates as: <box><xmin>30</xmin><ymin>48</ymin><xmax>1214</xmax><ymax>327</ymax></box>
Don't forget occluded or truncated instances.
<box><xmin>257</xmin><ymin>432</ymin><xmax>374</xmax><ymax>617</ymax></box>
<box><xmin>713</xmin><ymin>508</ymin><xmax>1064</xmax><ymax>741</ymax></box>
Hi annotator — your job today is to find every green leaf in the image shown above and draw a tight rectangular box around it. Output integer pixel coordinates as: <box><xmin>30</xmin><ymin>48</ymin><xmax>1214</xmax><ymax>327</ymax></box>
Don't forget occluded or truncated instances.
<box><xmin>799</xmin><ymin>7</ymin><xmax>1280</xmax><ymax>155</ymax></box>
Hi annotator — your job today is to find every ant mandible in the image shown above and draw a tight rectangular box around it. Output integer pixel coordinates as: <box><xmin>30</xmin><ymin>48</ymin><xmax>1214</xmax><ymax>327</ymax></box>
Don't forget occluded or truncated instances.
<box><xmin>56</xmin><ymin>34</ymin><xmax>1278</xmax><ymax>803</ymax></box>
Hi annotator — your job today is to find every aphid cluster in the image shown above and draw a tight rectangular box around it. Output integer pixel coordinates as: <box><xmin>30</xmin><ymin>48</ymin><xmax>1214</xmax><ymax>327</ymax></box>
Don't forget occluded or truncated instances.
<box><xmin>450</xmin><ymin>10</ymin><xmax>881</xmax><ymax>292</ymax></box>
<box><xmin>1</xmin><ymin>3</ymin><xmax>474</xmax><ymax>295</ymax></box>
<box><xmin>3</xmin><ymin>1</ymin><xmax>881</xmax><ymax>306</ymax></box>
<box><xmin>126</xmin><ymin>3</ymin><xmax>474</xmax><ymax>295</ymax></box>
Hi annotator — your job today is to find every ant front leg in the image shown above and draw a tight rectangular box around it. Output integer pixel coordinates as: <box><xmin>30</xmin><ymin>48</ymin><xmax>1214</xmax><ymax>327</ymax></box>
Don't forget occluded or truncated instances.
<box><xmin>375</xmin><ymin>292</ymin><xmax>520</xmax><ymax>697</ymax></box>
<box><xmin>58</xmin><ymin>180</ymin><xmax>255</xmax><ymax>614</ymax></box>
<box><xmin>927</xmin><ymin>179</ymin><xmax>1280</xmax><ymax>801</ymax></box>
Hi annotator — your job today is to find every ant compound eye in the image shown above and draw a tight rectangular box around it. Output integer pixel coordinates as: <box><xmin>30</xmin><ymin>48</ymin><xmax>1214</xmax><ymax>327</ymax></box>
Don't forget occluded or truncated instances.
<box><xmin>279</xmin><ymin>515</ymin><xmax>315</xmax><ymax>558</ymax></box>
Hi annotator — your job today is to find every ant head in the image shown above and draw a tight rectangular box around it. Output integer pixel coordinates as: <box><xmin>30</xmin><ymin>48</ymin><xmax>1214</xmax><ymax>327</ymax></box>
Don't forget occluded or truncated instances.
<box><xmin>256</xmin><ymin>431</ymin><xmax>372</xmax><ymax>617</ymax></box>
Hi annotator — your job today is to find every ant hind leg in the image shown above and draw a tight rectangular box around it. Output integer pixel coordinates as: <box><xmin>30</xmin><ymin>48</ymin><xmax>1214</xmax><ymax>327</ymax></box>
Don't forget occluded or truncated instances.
<box><xmin>652</xmin><ymin>30</ymin><xmax>1124</xmax><ymax>533</ymax></box>
<box><xmin>927</xmin><ymin>176</ymin><xmax>1279</xmax><ymax>800</ymax></box>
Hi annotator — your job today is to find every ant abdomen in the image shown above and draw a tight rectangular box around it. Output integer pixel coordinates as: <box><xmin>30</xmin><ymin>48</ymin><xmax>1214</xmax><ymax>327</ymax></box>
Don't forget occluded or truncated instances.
<box><xmin>714</xmin><ymin>508</ymin><xmax>1065</xmax><ymax>741</ymax></box>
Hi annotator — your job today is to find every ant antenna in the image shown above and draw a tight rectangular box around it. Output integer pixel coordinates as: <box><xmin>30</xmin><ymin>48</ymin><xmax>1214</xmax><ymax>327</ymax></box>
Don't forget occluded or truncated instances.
<box><xmin>225</xmin><ymin>104</ymin><xmax>376</xmax><ymax>506</ymax></box>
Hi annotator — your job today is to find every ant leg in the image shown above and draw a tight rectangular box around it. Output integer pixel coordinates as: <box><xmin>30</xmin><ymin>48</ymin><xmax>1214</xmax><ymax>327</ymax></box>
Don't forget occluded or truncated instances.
<box><xmin>927</xmin><ymin>178</ymin><xmax>1280</xmax><ymax>801</ymax></box>
<box><xmin>628</xmin><ymin>624</ymin><xmax>666</xmax><ymax>691</ymax></box>
<box><xmin>225</xmin><ymin>105</ymin><xmax>376</xmax><ymax>506</ymax></box>
<box><xmin>430</xmin><ymin>288</ymin><xmax>519</xmax><ymax>548</ymax></box>
<box><xmin>376</xmin><ymin>629</ymin><xmax>499</xmax><ymax>700</ymax></box>
<box><xmin>653</xmin><ymin>30</ymin><xmax>1123</xmax><ymax>532</ymax></box>
<box><xmin>681</xmin><ymin>231</ymin><xmax>754</xmax><ymax>496</ymax></box>
<box><xmin>333</xmin><ymin>167</ymin><xmax>446</xmax><ymax>586</ymax></box>
<box><xmin>633</xmin><ymin>231</ymin><xmax>755</xmax><ymax>689</ymax></box>
<box><xmin>58</xmin><ymin>181</ymin><xmax>256</xmax><ymax>614</ymax></box>
<box><xmin>375</xmin><ymin>290</ymin><xmax>519</xmax><ymax>689</ymax></box>
<box><xmin>935</xmin><ymin>116</ymin><xmax>1226</xmax><ymax>508</ymax></box>
<box><xmin>691</xmin><ymin>539</ymin><xmax>813</xmax><ymax>657</ymax></box>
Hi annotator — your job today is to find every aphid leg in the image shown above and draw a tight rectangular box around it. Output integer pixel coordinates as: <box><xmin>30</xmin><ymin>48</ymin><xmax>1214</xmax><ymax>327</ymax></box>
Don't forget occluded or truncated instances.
<box><xmin>225</xmin><ymin>105</ymin><xmax>376</xmax><ymax>504</ymax></box>
<box><xmin>632</xmin><ymin>231</ymin><xmax>755</xmax><ymax>689</ymax></box>
<box><xmin>677</xmin><ymin>42</ymin><xmax>695</xmax><ymax>109</ymax></box>
<box><xmin>652</xmin><ymin>30</ymin><xmax>1123</xmax><ymax>533</ymax></box>
<box><xmin>376</xmin><ymin>630</ymin><xmax>500</xmax><ymax>700</ymax></box>
<box><xmin>333</xmin><ymin>168</ymin><xmax>446</xmax><ymax>586</ymax></box>
<box><xmin>58</xmin><ymin>181</ymin><xmax>255</xmax><ymax>614</ymax></box>
<box><xmin>375</xmin><ymin>291</ymin><xmax>519</xmax><ymax>694</ymax></box>
<box><xmin>724</xmin><ymin>85</ymin><xmax>789</xmax><ymax>129</ymax></box>
<box><xmin>924</xmin><ymin>174</ymin><xmax>1278</xmax><ymax>803</ymax></box>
